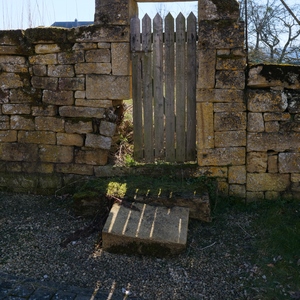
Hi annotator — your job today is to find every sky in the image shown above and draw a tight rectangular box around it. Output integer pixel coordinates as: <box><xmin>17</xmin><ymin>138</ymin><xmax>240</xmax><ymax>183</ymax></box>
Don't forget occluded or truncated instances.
<box><xmin>0</xmin><ymin>0</ymin><xmax>198</xmax><ymax>30</ymax></box>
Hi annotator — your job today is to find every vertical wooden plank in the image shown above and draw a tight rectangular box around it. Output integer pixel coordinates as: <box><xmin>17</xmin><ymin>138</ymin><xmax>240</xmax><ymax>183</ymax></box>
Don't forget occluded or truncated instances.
<box><xmin>186</xmin><ymin>12</ymin><xmax>197</xmax><ymax>161</ymax></box>
<box><xmin>165</xmin><ymin>13</ymin><xmax>176</xmax><ymax>162</ymax></box>
<box><xmin>130</xmin><ymin>16</ymin><xmax>143</xmax><ymax>160</ymax></box>
<box><xmin>175</xmin><ymin>13</ymin><xmax>186</xmax><ymax>162</ymax></box>
<box><xmin>153</xmin><ymin>14</ymin><xmax>164</xmax><ymax>159</ymax></box>
<box><xmin>142</xmin><ymin>14</ymin><xmax>154</xmax><ymax>162</ymax></box>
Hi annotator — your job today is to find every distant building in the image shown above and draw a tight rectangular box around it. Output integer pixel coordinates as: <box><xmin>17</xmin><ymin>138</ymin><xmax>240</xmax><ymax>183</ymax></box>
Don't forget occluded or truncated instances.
<box><xmin>51</xmin><ymin>19</ymin><xmax>93</xmax><ymax>28</ymax></box>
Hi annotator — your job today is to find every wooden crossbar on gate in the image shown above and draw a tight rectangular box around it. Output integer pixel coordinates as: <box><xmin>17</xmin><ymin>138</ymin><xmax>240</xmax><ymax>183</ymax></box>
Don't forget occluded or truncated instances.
<box><xmin>130</xmin><ymin>12</ymin><xmax>197</xmax><ymax>163</ymax></box>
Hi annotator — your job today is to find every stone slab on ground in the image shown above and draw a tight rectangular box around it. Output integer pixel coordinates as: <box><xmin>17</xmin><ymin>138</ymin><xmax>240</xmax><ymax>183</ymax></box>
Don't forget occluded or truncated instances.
<box><xmin>102</xmin><ymin>202</ymin><xmax>189</xmax><ymax>257</ymax></box>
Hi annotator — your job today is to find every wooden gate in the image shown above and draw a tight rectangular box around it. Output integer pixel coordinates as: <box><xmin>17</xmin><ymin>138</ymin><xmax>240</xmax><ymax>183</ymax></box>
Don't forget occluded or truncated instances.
<box><xmin>130</xmin><ymin>13</ymin><xmax>197</xmax><ymax>163</ymax></box>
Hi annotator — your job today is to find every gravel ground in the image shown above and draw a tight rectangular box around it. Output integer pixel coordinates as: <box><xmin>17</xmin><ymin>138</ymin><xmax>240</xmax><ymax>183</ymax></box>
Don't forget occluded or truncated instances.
<box><xmin>0</xmin><ymin>192</ymin><xmax>260</xmax><ymax>299</ymax></box>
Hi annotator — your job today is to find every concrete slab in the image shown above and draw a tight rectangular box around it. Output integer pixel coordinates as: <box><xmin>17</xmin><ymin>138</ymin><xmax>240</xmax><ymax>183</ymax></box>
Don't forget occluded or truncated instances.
<box><xmin>102</xmin><ymin>202</ymin><xmax>189</xmax><ymax>257</ymax></box>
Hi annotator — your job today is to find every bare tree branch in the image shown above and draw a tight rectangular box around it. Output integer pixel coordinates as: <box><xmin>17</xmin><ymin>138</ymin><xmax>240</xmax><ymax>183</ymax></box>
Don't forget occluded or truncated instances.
<box><xmin>279</xmin><ymin>0</ymin><xmax>300</xmax><ymax>26</ymax></box>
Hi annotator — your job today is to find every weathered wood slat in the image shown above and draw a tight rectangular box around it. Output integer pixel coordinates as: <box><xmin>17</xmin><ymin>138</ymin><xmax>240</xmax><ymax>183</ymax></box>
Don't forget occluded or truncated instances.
<box><xmin>153</xmin><ymin>14</ymin><xmax>164</xmax><ymax>158</ymax></box>
<box><xmin>142</xmin><ymin>14</ymin><xmax>154</xmax><ymax>162</ymax></box>
<box><xmin>165</xmin><ymin>13</ymin><xmax>176</xmax><ymax>162</ymax></box>
<box><xmin>175</xmin><ymin>13</ymin><xmax>186</xmax><ymax>162</ymax></box>
<box><xmin>186</xmin><ymin>12</ymin><xmax>197</xmax><ymax>161</ymax></box>
<box><xmin>131</xmin><ymin>13</ymin><xmax>197</xmax><ymax>163</ymax></box>
<box><xmin>131</xmin><ymin>16</ymin><xmax>143</xmax><ymax>160</ymax></box>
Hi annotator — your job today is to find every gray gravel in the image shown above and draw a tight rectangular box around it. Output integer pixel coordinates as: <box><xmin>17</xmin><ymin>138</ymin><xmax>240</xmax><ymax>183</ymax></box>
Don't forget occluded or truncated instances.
<box><xmin>0</xmin><ymin>192</ymin><xmax>259</xmax><ymax>299</ymax></box>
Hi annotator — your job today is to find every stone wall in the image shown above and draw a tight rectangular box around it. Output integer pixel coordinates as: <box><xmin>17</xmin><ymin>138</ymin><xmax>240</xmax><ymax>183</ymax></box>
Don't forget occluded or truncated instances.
<box><xmin>0</xmin><ymin>22</ymin><xmax>132</xmax><ymax>193</ymax></box>
<box><xmin>197</xmin><ymin>0</ymin><xmax>300</xmax><ymax>200</ymax></box>
<box><xmin>246</xmin><ymin>65</ymin><xmax>300</xmax><ymax>200</ymax></box>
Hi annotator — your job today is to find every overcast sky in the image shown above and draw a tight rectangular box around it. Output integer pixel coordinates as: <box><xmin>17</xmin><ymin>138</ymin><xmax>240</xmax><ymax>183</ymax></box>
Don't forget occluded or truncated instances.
<box><xmin>0</xmin><ymin>0</ymin><xmax>197</xmax><ymax>30</ymax></box>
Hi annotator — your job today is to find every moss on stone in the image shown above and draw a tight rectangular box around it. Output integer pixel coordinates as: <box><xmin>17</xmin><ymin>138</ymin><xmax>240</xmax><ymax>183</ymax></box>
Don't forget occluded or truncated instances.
<box><xmin>257</xmin><ymin>64</ymin><xmax>300</xmax><ymax>85</ymax></box>
<box><xmin>211</xmin><ymin>0</ymin><xmax>240</xmax><ymax>14</ymax></box>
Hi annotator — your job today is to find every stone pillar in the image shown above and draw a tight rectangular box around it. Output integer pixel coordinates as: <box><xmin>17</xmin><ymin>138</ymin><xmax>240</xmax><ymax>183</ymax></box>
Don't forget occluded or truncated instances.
<box><xmin>94</xmin><ymin>0</ymin><xmax>138</xmax><ymax>25</ymax></box>
<box><xmin>196</xmin><ymin>0</ymin><xmax>247</xmax><ymax>198</ymax></box>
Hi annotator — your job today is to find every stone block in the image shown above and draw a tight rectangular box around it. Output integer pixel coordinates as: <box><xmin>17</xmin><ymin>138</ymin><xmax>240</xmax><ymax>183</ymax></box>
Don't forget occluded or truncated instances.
<box><xmin>229</xmin><ymin>184</ymin><xmax>246</xmax><ymax>198</ymax></box>
<box><xmin>265</xmin><ymin>191</ymin><xmax>280</xmax><ymax>200</ymax></box>
<box><xmin>216</xmin><ymin>57</ymin><xmax>246</xmax><ymax>70</ymax></box>
<box><xmin>198</xmin><ymin>147</ymin><xmax>245</xmax><ymax>166</ymax></box>
<box><xmin>11</xmin><ymin>116</ymin><xmax>34</xmax><ymax>130</ymax></box>
<box><xmin>95</xmin><ymin>0</ymin><xmax>137</xmax><ymax>25</ymax></box>
<box><xmin>32</xmin><ymin>76</ymin><xmax>58</xmax><ymax>90</ymax></box>
<box><xmin>247</xmin><ymin>132</ymin><xmax>300</xmax><ymax>152</ymax></box>
<box><xmin>279</xmin><ymin>153</ymin><xmax>300</xmax><ymax>173</ymax></box>
<box><xmin>196</xmin><ymin>102</ymin><xmax>214</xmax><ymax>149</ymax></box>
<box><xmin>100</xmin><ymin>121</ymin><xmax>117</xmax><ymax>137</ymax></box>
<box><xmin>85</xmin><ymin>49</ymin><xmax>111</xmax><ymax>63</ymax></box>
<box><xmin>197</xmin><ymin>49</ymin><xmax>216</xmax><ymax>89</ymax></box>
<box><xmin>43</xmin><ymin>90</ymin><xmax>74</xmax><ymax>106</ymax></box>
<box><xmin>248</xmin><ymin>113</ymin><xmax>264</xmax><ymax>132</ymax></box>
<box><xmin>0</xmin><ymin>143</ymin><xmax>38</xmax><ymax>161</ymax></box>
<box><xmin>48</xmin><ymin>65</ymin><xmax>74</xmax><ymax>77</ymax></box>
<box><xmin>268</xmin><ymin>154</ymin><xmax>278</xmax><ymax>173</ymax></box>
<box><xmin>197</xmin><ymin>88</ymin><xmax>244</xmax><ymax>103</ymax></box>
<box><xmin>228</xmin><ymin>165</ymin><xmax>246</xmax><ymax>184</ymax></box>
<box><xmin>247</xmin><ymin>89</ymin><xmax>288</xmax><ymax>112</ymax></box>
<box><xmin>215</xmin><ymin>131</ymin><xmax>246</xmax><ymax>147</ymax></box>
<box><xmin>198</xmin><ymin>0</ymin><xmax>240</xmax><ymax>20</ymax></box>
<box><xmin>23</xmin><ymin>162</ymin><xmax>54</xmax><ymax>174</ymax></box>
<box><xmin>35</xmin><ymin>116</ymin><xmax>65</xmax><ymax>132</ymax></box>
<box><xmin>29</xmin><ymin>54</ymin><xmax>57</xmax><ymax>65</ymax></box>
<box><xmin>112</xmin><ymin>43</ymin><xmax>130</xmax><ymax>75</ymax></box>
<box><xmin>0</xmin><ymin>116</ymin><xmax>9</xmax><ymax>129</ymax></box>
<box><xmin>0</xmin><ymin>63</ymin><xmax>27</xmax><ymax>73</ymax></box>
<box><xmin>58</xmin><ymin>78</ymin><xmax>85</xmax><ymax>91</ymax></box>
<box><xmin>39</xmin><ymin>145</ymin><xmax>73</xmax><ymax>163</ymax></box>
<box><xmin>32</xmin><ymin>105</ymin><xmax>57</xmax><ymax>117</ymax></box>
<box><xmin>75</xmin><ymin>91</ymin><xmax>86</xmax><ymax>99</ymax></box>
<box><xmin>248</xmin><ymin>65</ymin><xmax>300</xmax><ymax>89</ymax></box>
<box><xmin>85</xmin><ymin>133</ymin><xmax>112</xmax><ymax>150</ymax></box>
<box><xmin>0</xmin><ymin>130</ymin><xmax>17</xmax><ymax>142</ymax></box>
<box><xmin>65</xmin><ymin>120</ymin><xmax>93</xmax><ymax>134</ymax></box>
<box><xmin>214</xmin><ymin>102</ymin><xmax>246</xmax><ymax>112</ymax></box>
<box><xmin>247</xmin><ymin>152</ymin><xmax>267</xmax><ymax>173</ymax></box>
<box><xmin>0</xmin><ymin>73</ymin><xmax>23</xmax><ymax>89</ymax></box>
<box><xmin>75</xmin><ymin>149</ymin><xmax>108</xmax><ymax>165</ymax></box>
<box><xmin>198</xmin><ymin>20</ymin><xmax>244</xmax><ymax>49</ymax></box>
<box><xmin>9</xmin><ymin>88</ymin><xmax>41</xmax><ymax>104</ymax></box>
<box><xmin>55</xmin><ymin>164</ymin><xmax>94</xmax><ymax>175</ymax></box>
<box><xmin>246</xmin><ymin>191</ymin><xmax>264</xmax><ymax>201</ymax></box>
<box><xmin>194</xmin><ymin>166</ymin><xmax>228</xmax><ymax>178</ymax></box>
<box><xmin>247</xmin><ymin>173</ymin><xmax>290</xmax><ymax>191</ymax></box>
<box><xmin>0</xmin><ymin>46</ymin><xmax>20</xmax><ymax>54</ymax></box>
<box><xmin>264</xmin><ymin>112</ymin><xmax>290</xmax><ymax>122</ymax></box>
<box><xmin>2</xmin><ymin>104</ymin><xmax>31</xmax><ymax>115</ymax></box>
<box><xmin>18</xmin><ymin>131</ymin><xmax>56</xmax><ymax>145</ymax></box>
<box><xmin>59</xmin><ymin>106</ymin><xmax>105</xmax><ymax>118</ymax></box>
<box><xmin>72</xmin><ymin>43</ymin><xmax>98</xmax><ymax>51</ymax></box>
<box><xmin>0</xmin><ymin>89</ymin><xmax>9</xmax><ymax>104</ymax></box>
<box><xmin>75</xmin><ymin>63</ymin><xmax>111</xmax><ymax>75</ymax></box>
<box><xmin>0</xmin><ymin>55</ymin><xmax>26</xmax><ymax>64</ymax></box>
<box><xmin>214</xmin><ymin>112</ymin><xmax>246</xmax><ymax>131</ymax></box>
<box><xmin>58</xmin><ymin>50</ymin><xmax>84</xmax><ymax>64</ymax></box>
<box><xmin>32</xmin><ymin>65</ymin><xmax>47</xmax><ymax>76</ymax></box>
<box><xmin>57</xmin><ymin>133</ymin><xmax>84</xmax><ymax>147</ymax></box>
<box><xmin>86</xmin><ymin>75</ymin><xmax>131</xmax><ymax>100</ymax></box>
<box><xmin>291</xmin><ymin>174</ymin><xmax>300</xmax><ymax>183</ymax></box>
<box><xmin>35</xmin><ymin>44</ymin><xmax>61</xmax><ymax>54</ymax></box>
<box><xmin>265</xmin><ymin>121</ymin><xmax>279</xmax><ymax>132</ymax></box>
<box><xmin>215</xmin><ymin>70</ymin><xmax>245</xmax><ymax>89</ymax></box>
<box><xmin>75</xmin><ymin>99</ymin><xmax>113</xmax><ymax>108</ymax></box>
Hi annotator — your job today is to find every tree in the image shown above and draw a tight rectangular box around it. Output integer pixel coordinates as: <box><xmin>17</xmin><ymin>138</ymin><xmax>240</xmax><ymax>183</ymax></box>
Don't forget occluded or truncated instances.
<box><xmin>241</xmin><ymin>0</ymin><xmax>300</xmax><ymax>64</ymax></box>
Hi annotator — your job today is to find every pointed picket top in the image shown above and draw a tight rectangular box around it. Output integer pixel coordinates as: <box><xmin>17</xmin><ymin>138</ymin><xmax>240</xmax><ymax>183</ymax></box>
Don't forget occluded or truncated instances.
<box><xmin>130</xmin><ymin>16</ymin><xmax>140</xmax><ymax>52</ymax></box>
<box><xmin>187</xmin><ymin>12</ymin><xmax>197</xmax><ymax>24</ymax></box>
<box><xmin>142</xmin><ymin>14</ymin><xmax>151</xmax><ymax>52</ymax></box>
